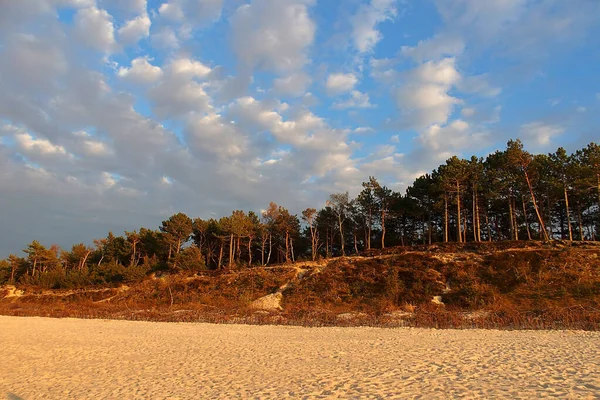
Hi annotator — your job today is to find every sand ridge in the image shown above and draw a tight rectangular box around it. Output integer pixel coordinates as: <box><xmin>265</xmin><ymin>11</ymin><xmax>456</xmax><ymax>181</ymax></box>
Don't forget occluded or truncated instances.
<box><xmin>1</xmin><ymin>316</ymin><xmax>599</xmax><ymax>399</ymax></box>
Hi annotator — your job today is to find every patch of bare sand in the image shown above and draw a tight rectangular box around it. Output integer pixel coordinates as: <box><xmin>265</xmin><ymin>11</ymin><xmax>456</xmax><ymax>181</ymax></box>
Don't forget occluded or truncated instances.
<box><xmin>1</xmin><ymin>316</ymin><xmax>599</xmax><ymax>399</ymax></box>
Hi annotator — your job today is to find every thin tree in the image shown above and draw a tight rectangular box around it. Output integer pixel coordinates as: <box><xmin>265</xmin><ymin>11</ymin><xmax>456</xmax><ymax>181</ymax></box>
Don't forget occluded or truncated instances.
<box><xmin>506</xmin><ymin>140</ymin><xmax>550</xmax><ymax>241</ymax></box>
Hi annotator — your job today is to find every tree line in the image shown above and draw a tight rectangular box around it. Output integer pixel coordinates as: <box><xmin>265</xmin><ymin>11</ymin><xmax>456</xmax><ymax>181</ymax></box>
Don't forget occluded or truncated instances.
<box><xmin>1</xmin><ymin>139</ymin><xmax>599</xmax><ymax>288</ymax></box>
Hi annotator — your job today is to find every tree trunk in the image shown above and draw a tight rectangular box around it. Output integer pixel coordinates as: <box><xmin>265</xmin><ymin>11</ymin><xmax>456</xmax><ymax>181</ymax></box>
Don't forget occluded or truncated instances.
<box><xmin>463</xmin><ymin>213</ymin><xmax>467</xmax><ymax>243</ymax></box>
<box><xmin>261</xmin><ymin>237</ymin><xmax>266</xmax><ymax>266</ymax></box>
<box><xmin>266</xmin><ymin>233</ymin><xmax>272</xmax><ymax>265</ymax></box>
<box><xmin>486</xmin><ymin>213</ymin><xmax>492</xmax><ymax>242</ymax></box>
<box><xmin>428</xmin><ymin>213</ymin><xmax>433</xmax><ymax>245</ymax></box>
<box><xmin>508</xmin><ymin>195</ymin><xmax>515</xmax><ymax>241</ymax></box>
<box><xmin>456</xmin><ymin>181</ymin><xmax>462</xmax><ymax>243</ymax></box>
<box><xmin>367</xmin><ymin>209</ymin><xmax>372</xmax><ymax>250</ymax></box>
<box><xmin>444</xmin><ymin>192</ymin><xmax>449</xmax><ymax>243</ymax></box>
<box><xmin>310</xmin><ymin>225</ymin><xmax>316</xmax><ymax>261</ymax></box>
<box><xmin>514</xmin><ymin>197</ymin><xmax>520</xmax><ymax>240</ymax></box>
<box><xmin>285</xmin><ymin>231</ymin><xmax>290</xmax><ymax>262</ymax></box>
<box><xmin>338</xmin><ymin>215</ymin><xmax>345</xmax><ymax>256</ymax></box>
<box><xmin>130</xmin><ymin>241</ymin><xmax>137</xmax><ymax>267</ymax></box>
<box><xmin>597</xmin><ymin>174</ymin><xmax>600</xmax><ymax>228</ymax></box>
<box><xmin>354</xmin><ymin>232</ymin><xmax>358</xmax><ymax>254</ymax></box>
<box><xmin>228</xmin><ymin>233</ymin><xmax>234</xmax><ymax>268</ymax></box>
<box><xmin>475</xmin><ymin>192</ymin><xmax>482</xmax><ymax>242</ymax></box>
<box><xmin>522</xmin><ymin>196</ymin><xmax>532</xmax><ymax>240</ymax></box>
<box><xmin>524</xmin><ymin>170</ymin><xmax>550</xmax><ymax>241</ymax></box>
<box><xmin>325</xmin><ymin>228</ymin><xmax>329</xmax><ymax>258</ymax></box>
<box><xmin>577</xmin><ymin>202</ymin><xmax>584</xmax><ymax>241</ymax></box>
<box><xmin>564</xmin><ymin>185</ymin><xmax>573</xmax><ymax>241</ymax></box>
<box><xmin>81</xmin><ymin>251</ymin><xmax>91</xmax><ymax>272</ymax></box>
<box><xmin>248</xmin><ymin>237</ymin><xmax>253</xmax><ymax>266</ymax></box>
<box><xmin>381</xmin><ymin>209</ymin><xmax>386</xmax><ymax>249</ymax></box>
<box><xmin>472</xmin><ymin>187</ymin><xmax>478</xmax><ymax>242</ymax></box>
<box><xmin>218</xmin><ymin>240</ymin><xmax>224</xmax><ymax>269</ymax></box>
<box><xmin>10</xmin><ymin>261</ymin><xmax>16</xmax><ymax>282</ymax></box>
<box><xmin>290</xmin><ymin>237</ymin><xmax>295</xmax><ymax>262</ymax></box>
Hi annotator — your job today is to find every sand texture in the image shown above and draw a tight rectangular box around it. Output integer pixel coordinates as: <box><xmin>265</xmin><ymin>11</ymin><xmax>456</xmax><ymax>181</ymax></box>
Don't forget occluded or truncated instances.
<box><xmin>1</xmin><ymin>316</ymin><xmax>600</xmax><ymax>399</ymax></box>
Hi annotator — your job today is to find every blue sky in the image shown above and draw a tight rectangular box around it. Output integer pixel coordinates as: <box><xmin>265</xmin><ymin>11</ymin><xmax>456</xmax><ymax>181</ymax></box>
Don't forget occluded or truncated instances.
<box><xmin>0</xmin><ymin>0</ymin><xmax>599</xmax><ymax>257</ymax></box>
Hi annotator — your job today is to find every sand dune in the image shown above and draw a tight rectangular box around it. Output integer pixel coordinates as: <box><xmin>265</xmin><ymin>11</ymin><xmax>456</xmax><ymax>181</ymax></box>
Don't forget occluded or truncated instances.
<box><xmin>1</xmin><ymin>316</ymin><xmax>599</xmax><ymax>399</ymax></box>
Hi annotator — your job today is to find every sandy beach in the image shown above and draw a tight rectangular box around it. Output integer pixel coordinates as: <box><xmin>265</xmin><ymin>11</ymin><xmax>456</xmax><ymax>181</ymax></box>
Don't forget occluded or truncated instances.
<box><xmin>1</xmin><ymin>316</ymin><xmax>599</xmax><ymax>399</ymax></box>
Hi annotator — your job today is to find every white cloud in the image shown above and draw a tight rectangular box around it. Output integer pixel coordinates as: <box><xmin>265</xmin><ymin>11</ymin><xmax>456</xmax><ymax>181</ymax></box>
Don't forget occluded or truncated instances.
<box><xmin>146</xmin><ymin>57</ymin><xmax>214</xmax><ymax>118</ymax></box>
<box><xmin>434</xmin><ymin>0</ymin><xmax>528</xmax><ymax>42</ymax></box>
<box><xmin>326</xmin><ymin>73</ymin><xmax>358</xmax><ymax>95</ymax></box>
<box><xmin>118</xmin><ymin>13</ymin><xmax>151</xmax><ymax>45</ymax></box>
<box><xmin>333</xmin><ymin>90</ymin><xmax>374</xmax><ymax>110</ymax></box>
<box><xmin>169</xmin><ymin>57</ymin><xmax>212</xmax><ymax>78</ymax></box>
<box><xmin>458</xmin><ymin>74</ymin><xmax>501</xmax><ymax>97</ymax></box>
<box><xmin>401</xmin><ymin>34</ymin><xmax>465</xmax><ymax>62</ymax></box>
<box><xmin>520</xmin><ymin>122</ymin><xmax>565</xmax><ymax>146</ymax></box>
<box><xmin>461</xmin><ymin>107</ymin><xmax>475</xmax><ymax>117</ymax></box>
<box><xmin>353</xmin><ymin>127</ymin><xmax>374</xmax><ymax>134</ymax></box>
<box><xmin>351</xmin><ymin>0</ymin><xmax>399</xmax><ymax>53</ymax></box>
<box><xmin>434</xmin><ymin>0</ymin><xmax>599</xmax><ymax>59</ymax></box>
<box><xmin>1</xmin><ymin>33</ymin><xmax>67</xmax><ymax>91</ymax></box>
<box><xmin>420</xmin><ymin>119</ymin><xmax>489</xmax><ymax>152</ymax></box>
<box><xmin>117</xmin><ymin>57</ymin><xmax>163</xmax><ymax>84</ymax></box>
<box><xmin>273</xmin><ymin>72</ymin><xmax>312</xmax><ymax>97</ymax></box>
<box><xmin>231</xmin><ymin>0</ymin><xmax>316</xmax><ymax>73</ymax></box>
<box><xmin>98</xmin><ymin>0</ymin><xmax>147</xmax><ymax>15</ymax></box>
<box><xmin>83</xmin><ymin>140</ymin><xmax>112</xmax><ymax>156</ymax></box>
<box><xmin>186</xmin><ymin>113</ymin><xmax>248</xmax><ymax>160</ymax></box>
<box><xmin>15</xmin><ymin>132</ymin><xmax>68</xmax><ymax>156</ymax></box>
<box><xmin>394</xmin><ymin>58</ymin><xmax>462</xmax><ymax>129</ymax></box>
<box><xmin>158</xmin><ymin>0</ymin><xmax>223</xmax><ymax>25</ymax></box>
<box><xmin>151</xmin><ymin>27</ymin><xmax>179</xmax><ymax>49</ymax></box>
<box><xmin>73</xmin><ymin>6</ymin><xmax>116</xmax><ymax>53</ymax></box>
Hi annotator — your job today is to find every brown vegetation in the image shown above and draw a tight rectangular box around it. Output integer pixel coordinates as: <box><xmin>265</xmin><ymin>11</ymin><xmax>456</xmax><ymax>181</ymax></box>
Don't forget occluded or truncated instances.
<box><xmin>1</xmin><ymin>241</ymin><xmax>599</xmax><ymax>330</ymax></box>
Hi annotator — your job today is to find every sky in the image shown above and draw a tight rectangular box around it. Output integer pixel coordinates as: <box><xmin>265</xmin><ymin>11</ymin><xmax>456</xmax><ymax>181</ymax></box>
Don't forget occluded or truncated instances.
<box><xmin>1</xmin><ymin>0</ymin><xmax>599</xmax><ymax>257</ymax></box>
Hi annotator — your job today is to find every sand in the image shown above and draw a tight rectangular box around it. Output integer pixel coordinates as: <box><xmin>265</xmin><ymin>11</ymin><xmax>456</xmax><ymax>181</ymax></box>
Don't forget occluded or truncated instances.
<box><xmin>1</xmin><ymin>316</ymin><xmax>599</xmax><ymax>399</ymax></box>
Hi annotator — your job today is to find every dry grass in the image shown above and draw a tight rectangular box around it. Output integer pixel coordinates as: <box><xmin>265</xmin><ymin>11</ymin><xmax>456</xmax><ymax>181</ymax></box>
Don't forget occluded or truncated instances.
<box><xmin>2</xmin><ymin>241</ymin><xmax>599</xmax><ymax>330</ymax></box>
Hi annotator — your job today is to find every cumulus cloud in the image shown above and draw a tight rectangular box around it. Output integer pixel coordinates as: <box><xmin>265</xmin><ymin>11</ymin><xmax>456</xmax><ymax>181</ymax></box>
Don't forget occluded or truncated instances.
<box><xmin>73</xmin><ymin>6</ymin><xmax>116</xmax><ymax>53</ymax></box>
<box><xmin>520</xmin><ymin>122</ymin><xmax>565</xmax><ymax>147</ymax></box>
<box><xmin>231</xmin><ymin>0</ymin><xmax>316</xmax><ymax>73</ymax></box>
<box><xmin>333</xmin><ymin>91</ymin><xmax>374</xmax><ymax>110</ymax></box>
<box><xmin>158</xmin><ymin>0</ymin><xmax>223</xmax><ymax>25</ymax></box>
<box><xmin>118</xmin><ymin>13</ymin><xmax>151</xmax><ymax>45</ymax></box>
<box><xmin>458</xmin><ymin>74</ymin><xmax>501</xmax><ymax>97</ymax></box>
<box><xmin>99</xmin><ymin>0</ymin><xmax>147</xmax><ymax>15</ymax></box>
<box><xmin>394</xmin><ymin>58</ymin><xmax>462</xmax><ymax>129</ymax></box>
<box><xmin>434</xmin><ymin>0</ymin><xmax>600</xmax><ymax>58</ymax></box>
<box><xmin>326</xmin><ymin>73</ymin><xmax>358</xmax><ymax>95</ymax></box>
<box><xmin>117</xmin><ymin>57</ymin><xmax>163</xmax><ymax>84</ymax></box>
<box><xmin>401</xmin><ymin>34</ymin><xmax>465</xmax><ymax>62</ymax></box>
<box><xmin>15</xmin><ymin>132</ymin><xmax>68</xmax><ymax>156</ymax></box>
<box><xmin>351</xmin><ymin>0</ymin><xmax>399</xmax><ymax>53</ymax></box>
<box><xmin>272</xmin><ymin>72</ymin><xmax>312</xmax><ymax>97</ymax></box>
<box><xmin>0</xmin><ymin>33</ymin><xmax>67</xmax><ymax>91</ymax></box>
<box><xmin>419</xmin><ymin>119</ymin><xmax>490</xmax><ymax>153</ymax></box>
<box><xmin>151</xmin><ymin>27</ymin><xmax>180</xmax><ymax>49</ymax></box>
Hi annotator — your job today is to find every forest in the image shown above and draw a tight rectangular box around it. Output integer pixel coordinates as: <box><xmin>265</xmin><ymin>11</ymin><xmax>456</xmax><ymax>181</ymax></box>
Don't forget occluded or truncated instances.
<box><xmin>1</xmin><ymin>139</ymin><xmax>599</xmax><ymax>289</ymax></box>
